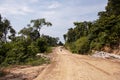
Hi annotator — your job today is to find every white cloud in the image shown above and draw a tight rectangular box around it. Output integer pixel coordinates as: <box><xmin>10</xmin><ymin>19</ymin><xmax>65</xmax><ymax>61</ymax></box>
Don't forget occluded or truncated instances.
<box><xmin>0</xmin><ymin>0</ymin><xmax>107</xmax><ymax>42</ymax></box>
<box><xmin>0</xmin><ymin>5</ymin><xmax>33</xmax><ymax>15</ymax></box>
<box><xmin>0</xmin><ymin>0</ymin><xmax>34</xmax><ymax>15</ymax></box>
<box><xmin>21</xmin><ymin>6</ymin><xmax>33</xmax><ymax>13</ymax></box>
<box><xmin>48</xmin><ymin>2</ymin><xmax>61</xmax><ymax>9</ymax></box>
<box><xmin>30</xmin><ymin>0</ymin><xmax>39</xmax><ymax>3</ymax></box>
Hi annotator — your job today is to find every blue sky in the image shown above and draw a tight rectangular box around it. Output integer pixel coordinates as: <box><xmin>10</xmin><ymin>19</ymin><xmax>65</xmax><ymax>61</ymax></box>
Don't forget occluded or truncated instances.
<box><xmin>0</xmin><ymin>0</ymin><xmax>107</xmax><ymax>42</ymax></box>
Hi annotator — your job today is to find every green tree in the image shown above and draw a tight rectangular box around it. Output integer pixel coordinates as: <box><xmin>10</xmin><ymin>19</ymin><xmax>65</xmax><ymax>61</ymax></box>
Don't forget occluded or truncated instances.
<box><xmin>41</xmin><ymin>35</ymin><xmax>59</xmax><ymax>46</ymax></box>
<box><xmin>19</xmin><ymin>27</ymin><xmax>39</xmax><ymax>41</ymax></box>
<box><xmin>63</xmin><ymin>34</ymin><xmax>67</xmax><ymax>42</ymax></box>
<box><xmin>64</xmin><ymin>0</ymin><xmax>120</xmax><ymax>54</ymax></box>
<box><xmin>105</xmin><ymin>0</ymin><xmax>120</xmax><ymax>16</ymax></box>
<box><xmin>0</xmin><ymin>14</ymin><xmax>16</xmax><ymax>42</ymax></box>
<box><xmin>31</xmin><ymin>18</ymin><xmax>52</xmax><ymax>37</ymax></box>
<box><xmin>36</xmin><ymin>38</ymin><xmax>48</xmax><ymax>53</ymax></box>
<box><xmin>75</xmin><ymin>37</ymin><xmax>90</xmax><ymax>54</ymax></box>
<box><xmin>66</xmin><ymin>28</ymin><xmax>76</xmax><ymax>42</ymax></box>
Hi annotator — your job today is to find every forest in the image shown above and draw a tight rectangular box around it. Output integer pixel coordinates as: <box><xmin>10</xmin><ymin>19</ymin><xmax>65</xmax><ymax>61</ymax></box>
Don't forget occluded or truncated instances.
<box><xmin>0</xmin><ymin>17</ymin><xmax>60</xmax><ymax>68</ymax></box>
<box><xmin>64</xmin><ymin>0</ymin><xmax>120</xmax><ymax>54</ymax></box>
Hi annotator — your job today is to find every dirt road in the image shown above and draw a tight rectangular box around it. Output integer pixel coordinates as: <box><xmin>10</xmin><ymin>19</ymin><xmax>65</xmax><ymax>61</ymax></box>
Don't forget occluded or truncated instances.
<box><xmin>1</xmin><ymin>47</ymin><xmax>120</xmax><ymax>80</ymax></box>
<box><xmin>34</xmin><ymin>47</ymin><xmax>120</xmax><ymax>80</ymax></box>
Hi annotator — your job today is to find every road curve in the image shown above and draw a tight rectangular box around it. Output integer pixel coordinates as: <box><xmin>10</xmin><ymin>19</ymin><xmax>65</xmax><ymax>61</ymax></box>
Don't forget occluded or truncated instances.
<box><xmin>34</xmin><ymin>47</ymin><xmax>120</xmax><ymax>80</ymax></box>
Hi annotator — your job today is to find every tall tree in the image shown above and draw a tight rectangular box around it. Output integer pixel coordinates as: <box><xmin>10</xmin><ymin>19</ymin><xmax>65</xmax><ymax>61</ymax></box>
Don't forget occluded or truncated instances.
<box><xmin>63</xmin><ymin>34</ymin><xmax>67</xmax><ymax>42</ymax></box>
<box><xmin>19</xmin><ymin>18</ymin><xmax>52</xmax><ymax>40</ymax></box>
<box><xmin>105</xmin><ymin>0</ymin><xmax>120</xmax><ymax>16</ymax></box>
<box><xmin>64</xmin><ymin>0</ymin><xmax>120</xmax><ymax>53</ymax></box>
<box><xmin>19</xmin><ymin>27</ymin><xmax>39</xmax><ymax>41</ymax></box>
<box><xmin>66</xmin><ymin>28</ymin><xmax>76</xmax><ymax>43</ymax></box>
<box><xmin>31</xmin><ymin>18</ymin><xmax>52</xmax><ymax>37</ymax></box>
<box><xmin>0</xmin><ymin>14</ymin><xmax>16</xmax><ymax>42</ymax></box>
<box><xmin>41</xmin><ymin>35</ymin><xmax>59</xmax><ymax>46</ymax></box>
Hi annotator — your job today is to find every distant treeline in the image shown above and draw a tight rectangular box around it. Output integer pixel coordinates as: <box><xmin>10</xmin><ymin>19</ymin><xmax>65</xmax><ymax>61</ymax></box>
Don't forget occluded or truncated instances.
<box><xmin>64</xmin><ymin>0</ymin><xmax>120</xmax><ymax>54</ymax></box>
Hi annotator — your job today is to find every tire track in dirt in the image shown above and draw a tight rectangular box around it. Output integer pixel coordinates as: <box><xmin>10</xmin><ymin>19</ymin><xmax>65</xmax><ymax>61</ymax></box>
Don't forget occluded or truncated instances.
<box><xmin>69</xmin><ymin>54</ymin><xmax>110</xmax><ymax>75</ymax></box>
<box><xmin>34</xmin><ymin>47</ymin><xmax>120</xmax><ymax>80</ymax></box>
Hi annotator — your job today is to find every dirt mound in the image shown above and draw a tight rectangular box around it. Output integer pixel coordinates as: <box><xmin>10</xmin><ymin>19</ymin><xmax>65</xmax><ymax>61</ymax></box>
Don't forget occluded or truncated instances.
<box><xmin>93</xmin><ymin>51</ymin><xmax>120</xmax><ymax>59</ymax></box>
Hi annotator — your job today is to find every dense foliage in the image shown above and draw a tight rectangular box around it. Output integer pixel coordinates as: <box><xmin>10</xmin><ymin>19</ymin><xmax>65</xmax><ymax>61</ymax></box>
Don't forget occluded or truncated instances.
<box><xmin>64</xmin><ymin>0</ymin><xmax>120</xmax><ymax>54</ymax></box>
<box><xmin>0</xmin><ymin>16</ymin><xmax>59</xmax><ymax>67</ymax></box>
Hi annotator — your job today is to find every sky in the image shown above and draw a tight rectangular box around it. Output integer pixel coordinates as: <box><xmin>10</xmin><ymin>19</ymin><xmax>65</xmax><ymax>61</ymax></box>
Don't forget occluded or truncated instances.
<box><xmin>0</xmin><ymin>0</ymin><xmax>108</xmax><ymax>42</ymax></box>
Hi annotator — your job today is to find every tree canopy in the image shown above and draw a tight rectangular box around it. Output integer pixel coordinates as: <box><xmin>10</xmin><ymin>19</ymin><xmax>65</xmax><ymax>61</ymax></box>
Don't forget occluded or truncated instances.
<box><xmin>64</xmin><ymin>0</ymin><xmax>120</xmax><ymax>54</ymax></box>
<box><xmin>0</xmin><ymin>16</ymin><xmax>58</xmax><ymax>67</ymax></box>
<box><xmin>0</xmin><ymin>15</ymin><xmax>16</xmax><ymax>42</ymax></box>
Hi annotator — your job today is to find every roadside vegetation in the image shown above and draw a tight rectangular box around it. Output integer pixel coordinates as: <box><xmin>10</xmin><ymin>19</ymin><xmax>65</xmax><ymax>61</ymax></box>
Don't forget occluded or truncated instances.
<box><xmin>0</xmin><ymin>16</ymin><xmax>60</xmax><ymax>76</ymax></box>
<box><xmin>64</xmin><ymin>0</ymin><xmax>120</xmax><ymax>54</ymax></box>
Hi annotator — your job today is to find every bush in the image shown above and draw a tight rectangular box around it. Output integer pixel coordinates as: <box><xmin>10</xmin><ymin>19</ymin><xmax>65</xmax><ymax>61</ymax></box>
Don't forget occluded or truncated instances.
<box><xmin>26</xmin><ymin>57</ymin><xmax>50</xmax><ymax>66</ymax></box>
<box><xmin>90</xmin><ymin>41</ymin><xmax>103</xmax><ymax>50</ymax></box>
<box><xmin>3</xmin><ymin>41</ymin><xmax>26</xmax><ymax>65</ymax></box>
<box><xmin>74</xmin><ymin>37</ymin><xmax>90</xmax><ymax>54</ymax></box>
<box><xmin>27</xmin><ymin>42</ymin><xmax>39</xmax><ymax>57</ymax></box>
<box><xmin>65</xmin><ymin>42</ymin><xmax>77</xmax><ymax>53</ymax></box>
<box><xmin>0</xmin><ymin>42</ymin><xmax>11</xmax><ymax>65</ymax></box>
<box><xmin>36</xmin><ymin>38</ymin><xmax>47</xmax><ymax>52</ymax></box>
<box><xmin>36</xmin><ymin>38</ymin><xmax>51</xmax><ymax>53</ymax></box>
<box><xmin>0</xmin><ymin>37</ymin><xmax>52</xmax><ymax>67</ymax></box>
